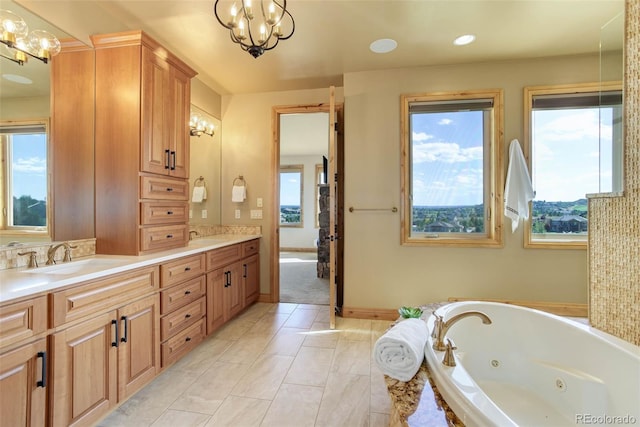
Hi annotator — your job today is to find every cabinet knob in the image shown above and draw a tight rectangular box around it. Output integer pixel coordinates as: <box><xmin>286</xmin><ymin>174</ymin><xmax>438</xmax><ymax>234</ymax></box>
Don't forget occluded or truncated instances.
<box><xmin>184</xmin><ymin>266</ymin><xmax>191</xmax><ymax>271</ymax></box>
<box><xmin>185</xmin><ymin>314</ymin><xmax>191</xmax><ymax>319</ymax></box>
<box><xmin>166</xmin><ymin>234</ymin><xmax>174</xmax><ymax>239</ymax></box>
<box><xmin>167</xmin><ymin>211</ymin><xmax>174</xmax><ymax>215</ymax></box>
<box><xmin>166</xmin><ymin>187</ymin><xmax>174</xmax><ymax>192</ymax></box>
<box><xmin>184</xmin><ymin>290</ymin><xmax>191</xmax><ymax>295</ymax></box>
<box><xmin>185</xmin><ymin>337</ymin><xmax>191</xmax><ymax>342</ymax></box>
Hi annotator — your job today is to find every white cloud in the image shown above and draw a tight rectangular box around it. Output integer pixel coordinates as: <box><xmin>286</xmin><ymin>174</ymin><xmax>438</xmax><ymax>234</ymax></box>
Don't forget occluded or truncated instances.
<box><xmin>288</xmin><ymin>178</ymin><xmax>298</xmax><ymax>183</ymax></box>
<box><xmin>438</xmin><ymin>118</ymin><xmax>453</xmax><ymax>125</ymax></box>
<box><xmin>13</xmin><ymin>157</ymin><xmax>46</xmax><ymax>173</ymax></box>
<box><xmin>412</xmin><ymin>131</ymin><xmax>433</xmax><ymax>142</ymax></box>
<box><xmin>413</xmin><ymin>142</ymin><xmax>482</xmax><ymax>164</ymax></box>
<box><xmin>534</xmin><ymin>109</ymin><xmax>612</xmax><ymax>143</ymax></box>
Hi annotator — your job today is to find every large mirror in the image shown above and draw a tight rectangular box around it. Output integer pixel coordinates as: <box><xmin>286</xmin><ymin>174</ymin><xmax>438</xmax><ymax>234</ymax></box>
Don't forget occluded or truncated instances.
<box><xmin>0</xmin><ymin>0</ymin><xmax>72</xmax><ymax>245</ymax></box>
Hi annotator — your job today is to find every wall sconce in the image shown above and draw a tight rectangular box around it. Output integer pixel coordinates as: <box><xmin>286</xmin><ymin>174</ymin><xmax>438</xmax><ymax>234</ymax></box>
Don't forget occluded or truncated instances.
<box><xmin>189</xmin><ymin>112</ymin><xmax>215</xmax><ymax>137</ymax></box>
<box><xmin>0</xmin><ymin>9</ymin><xmax>61</xmax><ymax>65</ymax></box>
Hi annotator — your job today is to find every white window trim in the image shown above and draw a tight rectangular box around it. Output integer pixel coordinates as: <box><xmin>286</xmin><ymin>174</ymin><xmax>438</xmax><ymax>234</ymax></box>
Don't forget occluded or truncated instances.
<box><xmin>400</xmin><ymin>89</ymin><xmax>504</xmax><ymax>248</ymax></box>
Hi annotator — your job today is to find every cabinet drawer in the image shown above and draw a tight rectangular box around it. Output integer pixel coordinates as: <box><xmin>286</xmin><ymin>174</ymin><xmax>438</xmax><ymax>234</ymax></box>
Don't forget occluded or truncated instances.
<box><xmin>141</xmin><ymin>201</ymin><xmax>189</xmax><ymax>225</ymax></box>
<box><xmin>160</xmin><ymin>275</ymin><xmax>206</xmax><ymax>314</ymax></box>
<box><xmin>51</xmin><ymin>266</ymin><xmax>158</xmax><ymax>327</ymax></box>
<box><xmin>0</xmin><ymin>296</ymin><xmax>47</xmax><ymax>349</ymax></box>
<box><xmin>160</xmin><ymin>297</ymin><xmax>206</xmax><ymax>341</ymax></box>
<box><xmin>140</xmin><ymin>224</ymin><xmax>188</xmax><ymax>253</ymax></box>
<box><xmin>161</xmin><ymin>318</ymin><xmax>205</xmax><ymax>367</ymax></box>
<box><xmin>161</xmin><ymin>254</ymin><xmax>206</xmax><ymax>288</ymax></box>
<box><xmin>242</xmin><ymin>239</ymin><xmax>259</xmax><ymax>257</ymax></box>
<box><xmin>206</xmin><ymin>244</ymin><xmax>242</xmax><ymax>271</ymax></box>
<box><xmin>140</xmin><ymin>175</ymin><xmax>189</xmax><ymax>201</ymax></box>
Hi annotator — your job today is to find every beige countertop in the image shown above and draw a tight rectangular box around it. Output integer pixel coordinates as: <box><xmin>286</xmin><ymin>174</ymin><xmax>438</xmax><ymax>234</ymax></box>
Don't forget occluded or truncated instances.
<box><xmin>0</xmin><ymin>234</ymin><xmax>260</xmax><ymax>304</ymax></box>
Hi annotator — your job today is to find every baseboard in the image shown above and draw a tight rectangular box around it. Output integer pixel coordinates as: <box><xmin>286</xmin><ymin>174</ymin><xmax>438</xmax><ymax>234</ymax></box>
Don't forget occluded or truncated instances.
<box><xmin>447</xmin><ymin>297</ymin><xmax>588</xmax><ymax>317</ymax></box>
<box><xmin>258</xmin><ymin>293</ymin><xmax>275</xmax><ymax>303</ymax></box>
<box><xmin>341</xmin><ymin>306</ymin><xmax>399</xmax><ymax>321</ymax></box>
<box><xmin>280</xmin><ymin>247</ymin><xmax>316</xmax><ymax>252</ymax></box>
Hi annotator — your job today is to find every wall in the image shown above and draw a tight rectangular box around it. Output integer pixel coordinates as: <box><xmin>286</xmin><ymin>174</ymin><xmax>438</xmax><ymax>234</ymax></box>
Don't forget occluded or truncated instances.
<box><xmin>280</xmin><ymin>154</ymin><xmax>322</xmax><ymax>250</ymax></box>
<box><xmin>589</xmin><ymin>0</ymin><xmax>640</xmax><ymax>346</ymax></box>
<box><xmin>342</xmin><ymin>54</ymin><xmax>606</xmax><ymax>310</ymax></box>
<box><xmin>221</xmin><ymin>87</ymin><xmax>344</xmax><ymax>295</ymax></box>
<box><xmin>0</xmin><ymin>96</ymin><xmax>49</xmax><ymax>120</ymax></box>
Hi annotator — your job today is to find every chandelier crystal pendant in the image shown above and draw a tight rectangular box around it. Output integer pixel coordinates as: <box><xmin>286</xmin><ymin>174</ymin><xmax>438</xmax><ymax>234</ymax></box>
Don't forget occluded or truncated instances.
<box><xmin>0</xmin><ymin>9</ymin><xmax>61</xmax><ymax>65</ymax></box>
<box><xmin>214</xmin><ymin>0</ymin><xmax>295</xmax><ymax>58</ymax></box>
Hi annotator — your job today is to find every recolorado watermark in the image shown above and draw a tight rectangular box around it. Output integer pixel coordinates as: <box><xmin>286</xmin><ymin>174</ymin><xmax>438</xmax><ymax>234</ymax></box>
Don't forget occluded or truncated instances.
<box><xmin>576</xmin><ymin>414</ymin><xmax>638</xmax><ymax>425</ymax></box>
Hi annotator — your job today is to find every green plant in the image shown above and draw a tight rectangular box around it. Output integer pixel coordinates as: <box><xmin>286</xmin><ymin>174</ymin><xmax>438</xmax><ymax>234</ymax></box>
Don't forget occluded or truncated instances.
<box><xmin>398</xmin><ymin>306</ymin><xmax>423</xmax><ymax>319</ymax></box>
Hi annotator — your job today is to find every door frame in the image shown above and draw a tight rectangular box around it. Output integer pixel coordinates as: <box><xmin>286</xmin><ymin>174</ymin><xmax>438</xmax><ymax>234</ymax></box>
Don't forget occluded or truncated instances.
<box><xmin>270</xmin><ymin>103</ymin><xmax>344</xmax><ymax>305</ymax></box>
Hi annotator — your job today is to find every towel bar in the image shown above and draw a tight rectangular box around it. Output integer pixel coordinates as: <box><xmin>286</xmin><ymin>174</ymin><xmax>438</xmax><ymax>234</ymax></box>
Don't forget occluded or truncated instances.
<box><xmin>233</xmin><ymin>176</ymin><xmax>246</xmax><ymax>186</ymax></box>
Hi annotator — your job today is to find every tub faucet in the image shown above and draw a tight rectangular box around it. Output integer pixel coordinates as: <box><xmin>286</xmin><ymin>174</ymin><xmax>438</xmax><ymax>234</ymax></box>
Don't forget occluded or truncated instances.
<box><xmin>432</xmin><ymin>311</ymin><xmax>492</xmax><ymax>351</ymax></box>
<box><xmin>46</xmin><ymin>242</ymin><xmax>77</xmax><ymax>265</ymax></box>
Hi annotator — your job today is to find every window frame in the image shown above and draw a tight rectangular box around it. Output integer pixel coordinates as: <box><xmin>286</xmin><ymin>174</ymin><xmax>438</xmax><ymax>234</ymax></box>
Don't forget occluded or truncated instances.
<box><xmin>279</xmin><ymin>164</ymin><xmax>304</xmax><ymax>228</ymax></box>
<box><xmin>315</xmin><ymin>163</ymin><xmax>323</xmax><ymax>228</ymax></box>
<box><xmin>523</xmin><ymin>82</ymin><xmax>623</xmax><ymax>250</ymax></box>
<box><xmin>0</xmin><ymin>119</ymin><xmax>50</xmax><ymax>236</ymax></box>
<box><xmin>400</xmin><ymin>89</ymin><xmax>504</xmax><ymax>248</ymax></box>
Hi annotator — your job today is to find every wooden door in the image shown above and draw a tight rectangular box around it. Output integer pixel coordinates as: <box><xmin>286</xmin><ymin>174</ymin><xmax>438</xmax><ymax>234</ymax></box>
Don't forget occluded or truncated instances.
<box><xmin>243</xmin><ymin>254</ymin><xmax>260</xmax><ymax>306</ymax></box>
<box><xmin>206</xmin><ymin>269</ymin><xmax>225</xmax><ymax>334</ymax></box>
<box><xmin>0</xmin><ymin>338</ymin><xmax>46</xmax><ymax>427</ymax></box>
<box><xmin>50</xmin><ymin>311</ymin><xmax>118</xmax><ymax>427</ymax></box>
<box><xmin>117</xmin><ymin>294</ymin><xmax>160</xmax><ymax>401</ymax></box>
<box><xmin>141</xmin><ymin>46</ymin><xmax>170</xmax><ymax>175</ymax></box>
<box><xmin>167</xmin><ymin>65</ymin><xmax>190</xmax><ymax>178</ymax></box>
<box><xmin>328</xmin><ymin>86</ymin><xmax>338</xmax><ymax>329</ymax></box>
<box><xmin>227</xmin><ymin>262</ymin><xmax>244</xmax><ymax>319</ymax></box>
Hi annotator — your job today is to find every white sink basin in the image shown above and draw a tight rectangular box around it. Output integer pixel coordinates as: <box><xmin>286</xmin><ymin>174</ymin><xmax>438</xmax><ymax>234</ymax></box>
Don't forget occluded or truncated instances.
<box><xmin>22</xmin><ymin>258</ymin><xmax>123</xmax><ymax>275</ymax></box>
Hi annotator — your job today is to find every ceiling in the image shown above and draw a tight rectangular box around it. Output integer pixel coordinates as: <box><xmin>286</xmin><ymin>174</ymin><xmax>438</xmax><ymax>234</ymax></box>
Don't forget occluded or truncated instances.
<box><xmin>2</xmin><ymin>0</ymin><xmax>625</xmax><ymax>99</ymax></box>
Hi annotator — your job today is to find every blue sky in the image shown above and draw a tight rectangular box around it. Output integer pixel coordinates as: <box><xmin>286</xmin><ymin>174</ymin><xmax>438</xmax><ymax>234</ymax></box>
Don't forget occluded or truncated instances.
<box><xmin>411</xmin><ymin>111</ymin><xmax>484</xmax><ymax>206</ymax></box>
<box><xmin>411</xmin><ymin>107</ymin><xmax>614</xmax><ymax>206</ymax></box>
<box><xmin>280</xmin><ymin>171</ymin><xmax>301</xmax><ymax>206</ymax></box>
<box><xmin>11</xmin><ymin>133</ymin><xmax>47</xmax><ymax>201</ymax></box>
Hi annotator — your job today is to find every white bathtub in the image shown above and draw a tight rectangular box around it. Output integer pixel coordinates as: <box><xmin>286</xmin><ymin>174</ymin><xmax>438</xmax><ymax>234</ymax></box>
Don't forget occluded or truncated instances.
<box><xmin>425</xmin><ymin>301</ymin><xmax>640</xmax><ymax>427</ymax></box>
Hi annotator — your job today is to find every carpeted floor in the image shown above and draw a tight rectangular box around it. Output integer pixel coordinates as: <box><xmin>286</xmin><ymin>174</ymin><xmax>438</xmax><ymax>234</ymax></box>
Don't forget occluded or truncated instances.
<box><xmin>279</xmin><ymin>251</ymin><xmax>329</xmax><ymax>305</ymax></box>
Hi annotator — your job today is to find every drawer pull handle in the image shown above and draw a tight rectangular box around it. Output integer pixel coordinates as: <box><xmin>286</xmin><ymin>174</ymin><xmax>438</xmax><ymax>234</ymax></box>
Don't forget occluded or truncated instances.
<box><xmin>37</xmin><ymin>351</ymin><xmax>46</xmax><ymax>388</ymax></box>
<box><xmin>185</xmin><ymin>337</ymin><xmax>191</xmax><ymax>342</ymax></box>
<box><xmin>165</xmin><ymin>149</ymin><xmax>170</xmax><ymax>169</ymax></box>
<box><xmin>185</xmin><ymin>314</ymin><xmax>191</xmax><ymax>319</ymax></box>
<box><xmin>121</xmin><ymin>316</ymin><xmax>128</xmax><ymax>343</ymax></box>
<box><xmin>184</xmin><ymin>267</ymin><xmax>191</xmax><ymax>271</ymax></box>
<box><xmin>112</xmin><ymin>319</ymin><xmax>119</xmax><ymax>347</ymax></box>
<box><xmin>167</xmin><ymin>234</ymin><xmax>174</xmax><ymax>239</ymax></box>
<box><xmin>243</xmin><ymin>264</ymin><xmax>247</xmax><ymax>278</ymax></box>
<box><xmin>184</xmin><ymin>290</ymin><xmax>191</xmax><ymax>295</ymax></box>
<box><xmin>167</xmin><ymin>211</ymin><xmax>174</xmax><ymax>215</ymax></box>
<box><xmin>166</xmin><ymin>187</ymin><xmax>174</xmax><ymax>192</ymax></box>
<box><xmin>171</xmin><ymin>151</ymin><xmax>177</xmax><ymax>170</ymax></box>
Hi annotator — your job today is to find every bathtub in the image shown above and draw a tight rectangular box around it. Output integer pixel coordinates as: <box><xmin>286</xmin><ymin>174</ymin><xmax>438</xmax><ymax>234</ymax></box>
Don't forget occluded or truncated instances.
<box><xmin>425</xmin><ymin>301</ymin><xmax>640</xmax><ymax>427</ymax></box>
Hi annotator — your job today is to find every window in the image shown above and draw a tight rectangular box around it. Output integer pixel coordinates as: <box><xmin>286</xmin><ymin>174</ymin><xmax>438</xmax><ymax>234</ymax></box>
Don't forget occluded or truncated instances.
<box><xmin>1</xmin><ymin>121</ymin><xmax>48</xmax><ymax>233</ymax></box>
<box><xmin>279</xmin><ymin>165</ymin><xmax>303</xmax><ymax>227</ymax></box>
<box><xmin>401</xmin><ymin>90</ymin><xmax>503</xmax><ymax>247</ymax></box>
<box><xmin>524</xmin><ymin>83</ymin><xmax>623</xmax><ymax>248</ymax></box>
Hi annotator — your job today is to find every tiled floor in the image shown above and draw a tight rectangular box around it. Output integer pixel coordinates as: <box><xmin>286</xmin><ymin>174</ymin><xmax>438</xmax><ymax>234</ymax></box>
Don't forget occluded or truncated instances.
<box><xmin>98</xmin><ymin>303</ymin><xmax>394</xmax><ymax>427</ymax></box>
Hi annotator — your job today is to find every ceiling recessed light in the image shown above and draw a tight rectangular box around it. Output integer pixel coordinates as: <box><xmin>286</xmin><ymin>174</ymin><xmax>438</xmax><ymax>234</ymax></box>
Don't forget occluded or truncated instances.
<box><xmin>453</xmin><ymin>34</ymin><xmax>476</xmax><ymax>46</ymax></box>
<box><xmin>2</xmin><ymin>74</ymin><xmax>33</xmax><ymax>84</ymax></box>
<box><xmin>370</xmin><ymin>38</ymin><xmax>397</xmax><ymax>54</ymax></box>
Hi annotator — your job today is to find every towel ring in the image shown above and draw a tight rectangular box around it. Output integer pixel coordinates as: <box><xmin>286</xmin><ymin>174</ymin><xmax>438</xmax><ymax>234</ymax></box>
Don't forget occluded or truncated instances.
<box><xmin>233</xmin><ymin>176</ymin><xmax>246</xmax><ymax>186</ymax></box>
<box><xmin>194</xmin><ymin>176</ymin><xmax>206</xmax><ymax>187</ymax></box>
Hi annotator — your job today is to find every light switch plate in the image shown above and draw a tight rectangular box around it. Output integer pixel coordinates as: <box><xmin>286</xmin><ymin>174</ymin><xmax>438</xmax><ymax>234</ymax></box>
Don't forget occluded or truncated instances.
<box><xmin>250</xmin><ymin>209</ymin><xmax>263</xmax><ymax>219</ymax></box>
<box><xmin>235</xmin><ymin>209</ymin><xmax>241</xmax><ymax>219</ymax></box>
<box><xmin>201</xmin><ymin>209</ymin><xmax>207</xmax><ymax>219</ymax></box>
<box><xmin>189</xmin><ymin>209</ymin><xmax>193</xmax><ymax>219</ymax></box>
<box><xmin>257</xmin><ymin>197</ymin><xmax>263</xmax><ymax>207</ymax></box>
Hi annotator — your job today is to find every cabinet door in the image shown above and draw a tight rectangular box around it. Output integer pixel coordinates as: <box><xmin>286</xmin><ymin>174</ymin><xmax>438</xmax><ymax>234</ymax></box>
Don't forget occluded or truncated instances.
<box><xmin>117</xmin><ymin>294</ymin><xmax>160</xmax><ymax>401</ymax></box>
<box><xmin>227</xmin><ymin>262</ymin><xmax>243</xmax><ymax>319</ymax></box>
<box><xmin>243</xmin><ymin>254</ymin><xmax>260</xmax><ymax>307</ymax></box>
<box><xmin>0</xmin><ymin>338</ymin><xmax>46</xmax><ymax>427</ymax></box>
<box><xmin>51</xmin><ymin>311</ymin><xmax>118</xmax><ymax>427</ymax></box>
<box><xmin>206</xmin><ymin>268</ymin><xmax>225</xmax><ymax>334</ymax></box>
<box><xmin>141</xmin><ymin>46</ymin><xmax>170</xmax><ymax>175</ymax></box>
<box><xmin>167</xmin><ymin>65</ymin><xmax>190</xmax><ymax>178</ymax></box>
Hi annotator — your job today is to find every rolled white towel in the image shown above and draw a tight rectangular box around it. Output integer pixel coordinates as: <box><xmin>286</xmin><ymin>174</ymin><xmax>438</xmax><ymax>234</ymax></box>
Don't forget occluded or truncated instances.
<box><xmin>373</xmin><ymin>318</ymin><xmax>428</xmax><ymax>382</ymax></box>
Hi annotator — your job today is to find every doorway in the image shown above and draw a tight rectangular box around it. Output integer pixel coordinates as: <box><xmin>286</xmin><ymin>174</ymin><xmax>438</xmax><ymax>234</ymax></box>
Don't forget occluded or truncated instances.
<box><xmin>270</xmin><ymin>102</ymin><xmax>344</xmax><ymax>316</ymax></box>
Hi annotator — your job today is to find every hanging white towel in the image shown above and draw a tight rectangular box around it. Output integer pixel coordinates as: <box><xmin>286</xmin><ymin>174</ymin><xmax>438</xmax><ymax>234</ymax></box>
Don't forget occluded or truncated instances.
<box><xmin>372</xmin><ymin>318</ymin><xmax>428</xmax><ymax>382</ymax></box>
<box><xmin>504</xmin><ymin>139</ymin><xmax>535</xmax><ymax>233</ymax></box>
<box><xmin>191</xmin><ymin>186</ymin><xmax>207</xmax><ymax>203</ymax></box>
<box><xmin>232</xmin><ymin>185</ymin><xmax>246</xmax><ymax>203</ymax></box>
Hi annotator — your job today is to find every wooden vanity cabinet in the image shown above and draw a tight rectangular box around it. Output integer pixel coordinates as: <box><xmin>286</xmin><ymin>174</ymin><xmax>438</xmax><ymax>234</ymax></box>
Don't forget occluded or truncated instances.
<box><xmin>92</xmin><ymin>30</ymin><xmax>196</xmax><ymax>255</ymax></box>
<box><xmin>159</xmin><ymin>254</ymin><xmax>207</xmax><ymax>367</ymax></box>
<box><xmin>49</xmin><ymin>267</ymin><xmax>160</xmax><ymax>427</ymax></box>
<box><xmin>0</xmin><ymin>296</ymin><xmax>48</xmax><ymax>427</ymax></box>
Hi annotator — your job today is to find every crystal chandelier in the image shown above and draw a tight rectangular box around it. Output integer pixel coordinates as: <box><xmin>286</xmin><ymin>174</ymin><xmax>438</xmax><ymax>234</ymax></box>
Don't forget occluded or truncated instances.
<box><xmin>213</xmin><ymin>1</ymin><xmax>295</xmax><ymax>58</ymax></box>
<box><xmin>0</xmin><ymin>9</ymin><xmax>61</xmax><ymax>65</ymax></box>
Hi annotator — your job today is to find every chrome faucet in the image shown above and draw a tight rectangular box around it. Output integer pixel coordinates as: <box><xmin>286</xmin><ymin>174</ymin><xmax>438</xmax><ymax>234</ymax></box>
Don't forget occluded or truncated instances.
<box><xmin>432</xmin><ymin>311</ymin><xmax>492</xmax><ymax>351</ymax></box>
<box><xmin>46</xmin><ymin>242</ymin><xmax>77</xmax><ymax>265</ymax></box>
<box><xmin>189</xmin><ymin>230</ymin><xmax>199</xmax><ymax>240</ymax></box>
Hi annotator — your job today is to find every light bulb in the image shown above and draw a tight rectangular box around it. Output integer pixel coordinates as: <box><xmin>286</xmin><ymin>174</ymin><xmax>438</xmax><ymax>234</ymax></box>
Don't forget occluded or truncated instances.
<box><xmin>244</xmin><ymin>0</ymin><xmax>253</xmax><ymax>19</ymax></box>
<box><xmin>0</xmin><ymin>9</ymin><xmax>28</xmax><ymax>45</ymax></box>
<box><xmin>27</xmin><ymin>30</ymin><xmax>60</xmax><ymax>60</ymax></box>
